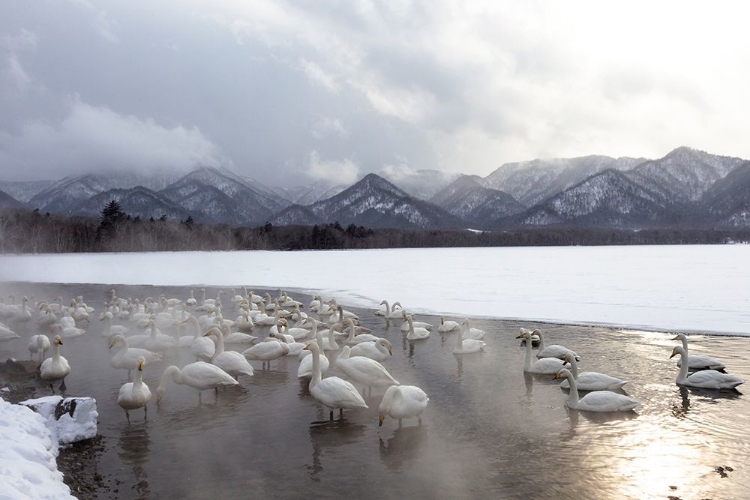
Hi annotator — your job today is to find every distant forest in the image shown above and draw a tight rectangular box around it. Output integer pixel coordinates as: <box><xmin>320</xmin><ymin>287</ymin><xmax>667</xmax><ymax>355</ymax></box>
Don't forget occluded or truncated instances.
<box><xmin>1</xmin><ymin>202</ymin><xmax>748</xmax><ymax>254</ymax></box>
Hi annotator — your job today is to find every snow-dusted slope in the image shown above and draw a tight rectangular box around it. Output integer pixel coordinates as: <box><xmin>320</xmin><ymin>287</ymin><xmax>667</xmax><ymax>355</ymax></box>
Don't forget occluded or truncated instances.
<box><xmin>626</xmin><ymin>146</ymin><xmax>745</xmax><ymax>204</ymax></box>
<box><xmin>0</xmin><ymin>180</ymin><xmax>54</xmax><ymax>202</ymax></box>
<box><xmin>510</xmin><ymin>169</ymin><xmax>674</xmax><ymax>228</ymax></box>
<box><xmin>430</xmin><ymin>175</ymin><xmax>525</xmax><ymax>224</ymax></box>
<box><xmin>378</xmin><ymin>169</ymin><xmax>459</xmax><ymax>200</ymax></box>
<box><xmin>703</xmin><ymin>161</ymin><xmax>750</xmax><ymax>227</ymax></box>
<box><xmin>73</xmin><ymin>186</ymin><xmax>190</xmax><ymax>221</ymax></box>
<box><xmin>306</xmin><ymin>174</ymin><xmax>462</xmax><ymax>228</ymax></box>
<box><xmin>484</xmin><ymin>155</ymin><xmax>646</xmax><ymax>206</ymax></box>
<box><xmin>0</xmin><ymin>189</ymin><xmax>23</xmax><ymax>209</ymax></box>
<box><xmin>269</xmin><ymin>204</ymin><xmax>323</xmax><ymax>226</ymax></box>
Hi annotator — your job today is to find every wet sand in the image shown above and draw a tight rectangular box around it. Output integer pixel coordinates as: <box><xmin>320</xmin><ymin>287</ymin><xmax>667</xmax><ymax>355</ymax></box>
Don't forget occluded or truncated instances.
<box><xmin>1</xmin><ymin>282</ymin><xmax>749</xmax><ymax>500</ymax></box>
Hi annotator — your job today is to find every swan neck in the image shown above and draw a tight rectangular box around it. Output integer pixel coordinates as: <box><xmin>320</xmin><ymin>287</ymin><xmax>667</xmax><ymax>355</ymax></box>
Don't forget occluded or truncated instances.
<box><xmin>52</xmin><ymin>341</ymin><xmax>60</xmax><ymax>361</ymax></box>
<box><xmin>158</xmin><ymin>365</ymin><xmax>181</xmax><ymax>393</ymax></box>
<box><xmin>569</xmin><ymin>358</ymin><xmax>579</xmax><ymax>378</ymax></box>
<box><xmin>383</xmin><ymin>301</ymin><xmax>390</xmax><ymax>313</ymax></box>
<box><xmin>327</xmin><ymin>327</ymin><xmax>337</xmax><ymax>348</ymax></box>
<box><xmin>133</xmin><ymin>368</ymin><xmax>144</xmax><ymax>389</ymax></box>
<box><xmin>565</xmin><ymin>372</ymin><xmax>579</xmax><ymax>407</ymax></box>
<box><xmin>523</xmin><ymin>335</ymin><xmax>532</xmax><ymax>371</ymax></box>
<box><xmin>213</xmin><ymin>330</ymin><xmax>225</xmax><ymax>355</ymax></box>
<box><xmin>678</xmin><ymin>348</ymin><xmax>689</xmax><ymax>381</ymax></box>
<box><xmin>680</xmin><ymin>336</ymin><xmax>689</xmax><ymax>355</ymax></box>
<box><xmin>310</xmin><ymin>345</ymin><xmax>322</xmax><ymax>387</ymax></box>
<box><xmin>536</xmin><ymin>331</ymin><xmax>545</xmax><ymax>350</ymax></box>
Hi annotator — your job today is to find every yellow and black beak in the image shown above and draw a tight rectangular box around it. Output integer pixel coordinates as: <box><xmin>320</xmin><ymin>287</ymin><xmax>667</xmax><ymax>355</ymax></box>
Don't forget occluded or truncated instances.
<box><xmin>671</xmin><ymin>335</ymin><xmax>680</xmax><ymax>340</ymax></box>
<box><xmin>554</xmin><ymin>372</ymin><xmax>562</xmax><ymax>380</ymax></box>
<box><xmin>56</xmin><ymin>337</ymin><xmax>63</xmax><ymax>346</ymax></box>
<box><xmin>515</xmin><ymin>332</ymin><xmax>525</xmax><ymax>339</ymax></box>
<box><xmin>669</xmin><ymin>351</ymin><xmax>678</xmax><ymax>359</ymax></box>
<box><xmin>378</xmin><ymin>414</ymin><xmax>385</xmax><ymax>427</ymax></box>
<box><xmin>137</xmin><ymin>361</ymin><xmax>144</xmax><ymax>371</ymax></box>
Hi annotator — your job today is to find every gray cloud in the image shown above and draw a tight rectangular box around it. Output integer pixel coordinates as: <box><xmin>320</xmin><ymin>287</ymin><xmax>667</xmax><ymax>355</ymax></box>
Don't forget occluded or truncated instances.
<box><xmin>1</xmin><ymin>1</ymin><xmax>749</xmax><ymax>184</ymax></box>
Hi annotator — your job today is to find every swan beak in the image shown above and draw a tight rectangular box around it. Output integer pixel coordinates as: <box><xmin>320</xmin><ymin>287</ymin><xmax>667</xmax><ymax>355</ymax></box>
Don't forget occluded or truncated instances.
<box><xmin>108</xmin><ymin>339</ymin><xmax>116</xmax><ymax>349</ymax></box>
<box><xmin>575</xmin><ymin>356</ymin><xmax>581</xmax><ymax>362</ymax></box>
<box><xmin>515</xmin><ymin>333</ymin><xmax>525</xmax><ymax>339</ymax></box>
<box><xmin>388</xmin><ymin>347</ymin><xmax>393</xmax><ymax>356</ymax></box>
<box><xmin>137</xmin><ymin>361</ymin><xmax>144</xmax><ymax>371</ymax></box>
<box><xmin>156</xmin><ymin>394</ymin><xmax>162</xmax><ymax>404</ymax></box>
<box><xmin>669</xmin><ymin>351</ymin><xmax>677</xmax><ymax>359</ymax></box>
<box><xmin>671</xmin><ymin>335</ymin><xmax>680</xmax><ymax>340</ymax></box>
<box><xmin>554</xmin><ymin>372</ymin><xmax>562</xmax><ymax>379</ymax></box>
<box><xmin>378</xmin><ymin>414</ymin><xmax>385</xmax><ymax>427</ymax></box>
<box><xmin>303</xmin><ymin>344</ymin><xmax>310</xmax><ymax>351</ymax></box>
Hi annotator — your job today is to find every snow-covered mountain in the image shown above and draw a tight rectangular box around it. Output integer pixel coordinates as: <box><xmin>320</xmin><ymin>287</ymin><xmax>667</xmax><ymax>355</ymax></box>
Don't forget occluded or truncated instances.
<box><xmin>301</xmin><ymin>173</ymin><xmax>462</xmax><ymax>228</ymax></box>
<box><xmin>270</xmin><ymin>181</ymin><xmax>349</xmax><ymax>206</ymax></box>
<box><xmin>378</xmin><ymin>169</ymin><xmax>459</xmax><ymax>200</ymax></box>
<box><xmin>430</xmin><ymin>175</ymin><xmax>525</xmax><ymax>225</ymax></box>
<box><xmin>0</xmin><ymin>189</ymin><xmax>22</xmax><ymax>209</ymax></box>
<box><xmin>702</xmin><ymin>161</ymin><xmax>750</xmax><ymax>227</ymax></box>
<box><xmin>28</xmin><ymin>171</ymin><xmax>182</xmax><ymax>213</ymax></box>
<box><xmin>268</xmin><ymin>204</ymin><xmax>323</xmax><ymax>226</ymax></box>
<box><xmin>625</xmin><ymin>146</ymin><xmax>745</xmax><ymax>204</ymax></box>
<box><xmin>0</xmin><ymin>180</ymin><xmax>54</xmax><ymax>202</ymax></box>
<box><xmin>73</xmin><ymin>186</ymin><xmax>190</xmax><ymax>221</ymax></box>
<box><xmin>505</xmin><ymin>169</ymin><xmax>677</xmax><ymax>228</ymax></box>
<box><xmin>484</xmin><ymin>155</ymin><xmax>646</xmax><ymax>206</ymax></box>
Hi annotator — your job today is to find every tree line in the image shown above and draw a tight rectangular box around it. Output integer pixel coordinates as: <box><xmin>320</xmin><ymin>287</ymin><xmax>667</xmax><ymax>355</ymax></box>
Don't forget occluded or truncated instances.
<box><xmin>1</xmin><ymin>201</ymin><xmax>749</xmax><ymax>254</ymax></box>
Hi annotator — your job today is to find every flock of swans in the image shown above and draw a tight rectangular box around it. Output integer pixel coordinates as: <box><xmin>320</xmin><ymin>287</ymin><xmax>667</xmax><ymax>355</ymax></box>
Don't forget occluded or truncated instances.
<box><xmin>0</xmin><ymin>287</ymin><xmax>744</xmax><ymax>426</ymax></box>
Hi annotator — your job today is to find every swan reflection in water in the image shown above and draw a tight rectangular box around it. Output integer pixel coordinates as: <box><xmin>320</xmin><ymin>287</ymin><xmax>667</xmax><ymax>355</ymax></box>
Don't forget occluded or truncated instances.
<box><xmin>379</xmin><ymin>425</ymin><xmax>428</xmax><ymax>471</ymax></box>
<box><xmin>672</xmin><ymin>385</ymin><xmax>742</xmax><ymax>419</ymax></box>
<box><xmin>118</xmin><ymin>421</ymin><xmax>152</xmax><ymax>497</ymax></box>
<box><xmin>307</xmin><ymin>418</ymin><xmax>368</xmax><ymax>481</ymax></box>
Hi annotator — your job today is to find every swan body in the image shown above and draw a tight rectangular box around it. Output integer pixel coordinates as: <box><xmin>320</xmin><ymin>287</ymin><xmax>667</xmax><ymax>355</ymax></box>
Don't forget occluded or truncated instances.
<box><xmin>672</xmin><ymin>333</ymin><xmax>726</xmax><ymax>371</ymax></box>
<box><xmin>179</xmin><ymin>317</ymin><xmax>215</xmax><ymax>362</ymax></box>
<box><xmin>28</xmin><ymin>334</ymin><xmax>50</xmax><ymax>364</ymax></box>
<box><xmin>350</xmin><ymin>338</ymin><xmax>393</xmax><ymax>362</ymax></box>
<box><xmin>298</xmin><ymin>334</ymin><xmax>330</xmax><ymax>378</ymax></box>
<box><xmin>517</xmin><ymin>331</ymin><xmax>568</xmax><ymax>374</ymax></box>
<box><xmin>460</xmin><ymin>319</ymin><xmax>484</xmax><ymax>340</ymax></box>
<box><xmin>101</xmin><ymin>314</ymin><xmax>129</xmax><ymax>338</ymax></box>
<box><xmin>534</xmin><ymin>330</ymin><xmax>579</xmax><ymax>360</ymax></box>
<box><xmin>437</xmin><ymin>316</ymin><xmax>459</xmax><ymax>333</ymax></box>
<box><xmin>378</xmin><ymin>385</ymin><xmax>429</xmax><ymax>427</ymax></box>
<box><xmin>555</xmin><ymin>369</ymin><xmax>639</xmax><ymax>412</ymax></box>
<box><xmin>156</xmin><ymin>362</ymin><xmax>238</xmax><ymax>403</ymax></box>
<box><xmin>51</xmin><ymin>323</ymin><xmax>85</xmax><ymax>339</ymax></box>
<box><xmin>109</xmin><ymin>334</ymin><xmax>162</xmax><ymax>371</ymax></box>
<box><xmin>670</xmin><ymin>346</ymin><xmax>743</xmax><ymax>389</ymax></box>
<box><xmin>242</xmin><ymin>339</ymin><xmax>289</xmax><ymax>365</ymax></box>
<box><xmin>453</xmin><ymin>319</ymin><xmax>486</xmax><ymax>354</ymax></box>
<box><xmin>405</xmin><ymin>315</ymin><xmax>430</xmax><ymax>341</ymax></box>
<box><xmin>0</xmin><ymin>322</ymin><xmax>19</xmax><ymax>342</ymax></box>
<box><xmin>399</xmin><ymin>313</ymin><xmax>432</xmax><ymax>332</ymax></box>
<box><xmin>118</xmin><ymin>356</ymin><xmax>152</xmax><ymax>422</ymax></box>
<box><xmin>304</xmin><ymin>342</ymin><xmax>367</xmax><ymax>419</ymax></box>
<box><xmin>337</xmin><ymin>346</ymin><xmax>398</xmax><ymax>393</ymax></box>
<box><xmin>345</xmin><ymin>319</ymin><xmax>380</xmax><ymax>344</ymax></box>
<box><xmin>384</xmin><ymin>301</ymin><xmax>403</xmax><ymax>319</ymax></box>
<box><xmin>559</xmin><ymin>354</ymin><xmax>627</xmax><ymax>391</ymax></box>
<box><xmin>40</xmin><ymin>336</ymin><xmax>71</xmax><ymax>391</ymax></box>
<box><xmin>205</xmin><ymin>327</ymin><xmax>254</xmax><ymax>379</ymax></box>
<box><xmin>127</xmin><ymin>321</ymin><xmax>175</xmax><ymax>352</ymax></box>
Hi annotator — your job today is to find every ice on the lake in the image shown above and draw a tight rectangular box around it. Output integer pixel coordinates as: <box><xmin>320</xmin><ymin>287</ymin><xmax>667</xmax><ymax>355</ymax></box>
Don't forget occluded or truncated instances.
<box><xmin>0</xmin><ymin>397</ymin><xmax>75</xmax><ymax>499</ymax></box>
<box><xmin>20</xmin><ymin>396</ymin><xmax>99</xmax><ymax>445</ymax></box>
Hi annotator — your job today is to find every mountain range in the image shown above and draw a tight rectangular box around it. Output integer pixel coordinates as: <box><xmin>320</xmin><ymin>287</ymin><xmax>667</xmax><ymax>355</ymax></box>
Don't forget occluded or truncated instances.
<box><xmin>2</xmin><ymin>146</ymin><xmax>749</xmax><ymax>230</ymax></box>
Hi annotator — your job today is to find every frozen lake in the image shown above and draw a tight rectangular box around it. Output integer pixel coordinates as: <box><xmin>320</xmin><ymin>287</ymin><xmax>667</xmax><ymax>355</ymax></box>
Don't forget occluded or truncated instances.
<box><xmin>2</xmin><ymin>245</ymin><xmax>750</xmax><ymax>336</ymax></box>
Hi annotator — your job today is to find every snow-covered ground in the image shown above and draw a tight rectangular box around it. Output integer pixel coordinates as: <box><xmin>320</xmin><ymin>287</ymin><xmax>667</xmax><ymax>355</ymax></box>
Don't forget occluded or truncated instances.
<box><xmin>1</xmin><ymin>245</ymin><xmax>750</xmax><ymax>335</ymax></box>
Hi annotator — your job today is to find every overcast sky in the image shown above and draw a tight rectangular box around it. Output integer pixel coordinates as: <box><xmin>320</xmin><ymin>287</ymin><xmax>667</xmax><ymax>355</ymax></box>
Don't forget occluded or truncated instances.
<box><xmin>1</xmin><ymin>1</ymin><xmax>749</xmax><ymax>185</ymax></box>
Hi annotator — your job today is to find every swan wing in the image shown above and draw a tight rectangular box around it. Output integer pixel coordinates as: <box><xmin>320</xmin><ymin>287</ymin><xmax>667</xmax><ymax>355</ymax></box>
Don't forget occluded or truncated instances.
<box><xmin>181</xmin><ymin>362</ymin><xmax>238</xmax><ymax>389</ymax></box>
<box><xmin>577</xmin><ymin>391</ymin><xmax>639</xmax><ymax>412</ymax></box>
<box><xmin>312</xmin><ymin>377</ymin><xmax>367</xmax><ymax>409</ymax></box>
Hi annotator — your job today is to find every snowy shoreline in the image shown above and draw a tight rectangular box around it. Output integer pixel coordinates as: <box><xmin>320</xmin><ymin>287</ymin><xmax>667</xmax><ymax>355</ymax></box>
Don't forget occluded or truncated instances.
<box><xmin>2</xmin><ymin>245</ymin><xmax>750</xmax><ymax>336</ymax></box>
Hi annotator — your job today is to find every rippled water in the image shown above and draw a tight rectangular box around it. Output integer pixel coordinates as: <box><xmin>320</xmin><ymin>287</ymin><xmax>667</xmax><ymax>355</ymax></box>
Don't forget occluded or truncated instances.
<box><xmin>1</xmin><ymin>282</ymin><xmax>749</xmax><ymax>500</ymax></box>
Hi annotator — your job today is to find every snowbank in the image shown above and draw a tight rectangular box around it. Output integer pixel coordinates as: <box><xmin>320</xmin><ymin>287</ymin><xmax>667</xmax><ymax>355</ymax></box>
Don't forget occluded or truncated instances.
<box><xmin>0</xmin><ymin>397</ymin><xmax>75</xmax><ymax>499</ymax></box>
<box><xmin>20</xmin><ymin>396</ymin><xmax>98</xmax><ymax>445</ymax></box>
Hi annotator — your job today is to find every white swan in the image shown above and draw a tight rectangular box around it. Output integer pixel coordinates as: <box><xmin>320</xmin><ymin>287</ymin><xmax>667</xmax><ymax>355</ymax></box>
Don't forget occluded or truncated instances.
<box><xmin>460</xmin><ymin>319</ymin><xmax>485</xmax><ymax>340</ymax></box>
<box><xmin>156</xmin><ymin>362</ymin><xmax>238</xmax><ymax>404</ymax></box>
<box><xmin>298</xmin><ymin>333</ymin><xmax>330</xmax><ymax>378</ymax></box>
<box><xmin>555</xmin><ymin>369</ymin><xmax>639</xmax><ymax>412</ymax></box>
<box><xmin>517</xmin><ymin>331</ymin><xmax>569</xmax><ymax>374</ymax></box>
<box><xmin>50</xmin><ymin>323</ymin><xmax>85</xmax><ymax>339</ymax></box>
<box><xmin>118</xmin><ymin>356</ymin><xmax>152</xmax><ymax>422</ymax></box>
<box><xmin>519</xmin><ymin>327</ymin><xmax>540</xmax><ymax>346</ymax></box>
<box><xmin>219</xmin><ymin>322</ymin><xmax>257</xmax><ymax>345</ymax></box>
<box><xmin>378</xmin><ymin>385</ymin><xmax>429</xmax><ymax>427</ymax></box>
<box><xmin>101</xmin><ymin>314</ymin><xmax>129</xmax><ymax>338</ymax></box>
<box><xmin>304</xmin><ymin>319</ymin><xmax>339</xmax><ymax>350</ymax></box>
<box><xmin>670</xmin><ymin>346</ymin><xmax>743</xmax><ymax>389</ymax></box>
<box><xmin>205</xmin><ymin>327</ymin><xmax>254</xmax><ymax>379</ymax></box>
<box><xmin>109</xmin><ymin>334</ymin><xmax>162</xmax><ymax>372</ymax></box>
<box><xmin>399</xmin><ymin>312</ymin><xmax>432</xmax><ymax>333</ymax></box>
<box><xmin>40</xmin><ymin>336</ymin><xmax>71</xmax><ymax>392</ymax></box>
<box><xmin>0</xmin><ymin>321</ymin><xmax>19</xmax><ymax>342</ymax></box>
<box><xmin>405</xmin><ymin>315</ymin><xmax>430</xmax><ymax>341</ymax></box>
<box><xmin>345</xmin><ymin>319</ymin><xmax>380</xmax><ymax>344</ymax></box>
<box><xmin>350</xmin><ymin>338</ymin><xmax>393</xmax><ymax>362</ymax></box>
<box><xmin>437</xmin><ymin>316</ymin><xmax>460</xmax><ymax>333</ymax></box>
<box><xmin>28</xmin><ymin>334</ymin><xmax>50</xmax><ymax>364</ymax></box>
<box><xmin>384</xmin><ymin>301</ymin><xmax>403</xmax><ymax>320</ymax></box>
<box><xmin>558</xmin><ymin>354</ymin><xmax>627</xmax><ymax>391</ymax></box>
<box><xmin>534</xmin><ymin>329</ymin><xmax>579</xmax><ymax>360</ymax></box>
<box><xmin>127</xmin><ymin>320</ymin><xmax>175</xmax><ymax>352</ymax></box>
<box><xmin>304</xmin><ymin>342</ymin><xmax>367</xmax><ymax>420</ymax></box>
<box><xmin>186</xmin><ymin>289</ymin><xmax>197</xmax><ymax>308</ymax></box>
<box><xmin>671</xmin><ymin>333</ymin><xmax>726</xmax><ymax>371</ymax></box>
<box><xmin>453</xmin><ymin>319</ymin><xmax>486</xmax><ymax>354</ymax></box>
<box><xmin>374</xmin><ymin>299</ymin><xmax>390</xmax><ymax>316</ymax></box>
<box><xmin>337</xmin><ymin>346</ymin><xmax>398</xmax><ymax>396</ymax></box>
<box><xmin>179</xmin><ymin>317</ymin><xmax>215</xmax><ymax>362</ymax></box>
<box><xmin>242</xmin><ymin>338</ymin><xmax>289</xmax><ymax>369</ymax></box>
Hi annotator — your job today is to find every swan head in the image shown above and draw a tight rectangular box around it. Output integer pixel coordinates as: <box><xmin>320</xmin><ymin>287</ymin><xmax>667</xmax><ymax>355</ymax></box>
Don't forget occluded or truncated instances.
<box><xmin>136</xmin><ymin>356</ymin><xmax>146</xmax><ymax>371</ymax></box>
<box><xmin>554</xmin><ymin>369</ymin><xmax>571</xmax><ymax>380</ymax></box>
<box><xmin>379</xmin><ymin>339</ymin><xmax>393</xmax><ymax>355</ymax></box>
<box><xmin>54</xmin><ymin>335</ymin><xmax>63</xmax><ymax>345</ymax></box>
<box><xmin>378</xmin><ymin>414</ymin><xmax>385</xmax><ymax>427</ymax></box>
<box><xmin>671</xmin><ymin>333</ymin><xmax>686</xmax><ymax>341</ymax></box>
<box><xmin>670</xmin><ymin>346</ymin><xmax>686</xmax><ymax>359</ymax></box>
<box><xmin>515</xmin><ymin>331</ymin><xmax>529</xmax><ymax>340</ymax></box>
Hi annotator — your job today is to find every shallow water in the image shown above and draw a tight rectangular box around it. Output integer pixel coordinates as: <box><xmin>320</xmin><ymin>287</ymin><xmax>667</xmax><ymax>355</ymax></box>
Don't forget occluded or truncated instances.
<box><xmin>1</xmin><ymin>282</ymin><xmax>749</xmax><ymax>500</ymax></box>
